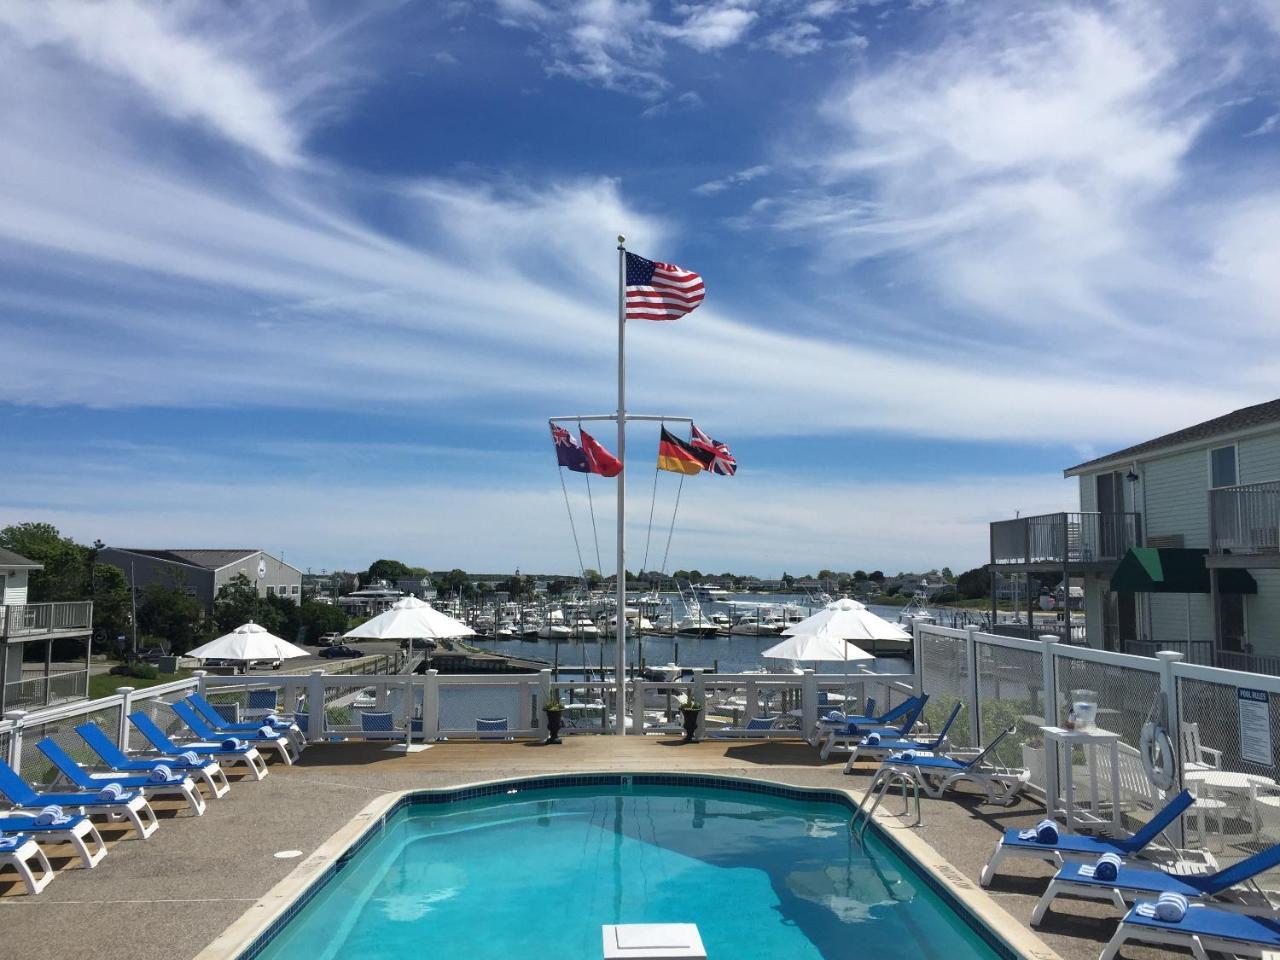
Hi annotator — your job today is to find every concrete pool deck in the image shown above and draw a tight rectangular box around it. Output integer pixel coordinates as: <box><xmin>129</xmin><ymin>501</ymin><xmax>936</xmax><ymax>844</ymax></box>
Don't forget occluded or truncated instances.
<box><xmin>0</xmin><ymin>738</ymin><xmax>1179</xmax><ymax>960</ymax></box>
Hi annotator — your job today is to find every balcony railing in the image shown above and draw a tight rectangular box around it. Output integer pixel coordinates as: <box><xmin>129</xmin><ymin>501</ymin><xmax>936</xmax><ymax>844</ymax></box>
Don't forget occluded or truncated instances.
<box><xmin>0</xmin><ymin>602</ymin><xmax>94</xmax><ymax>640</ymax></box>
<box><xmin>1210</xmin><ymin>480</ymin><xmax>1280</xmax><ymax>556</ymax></box>
<box><xmin>990</xmin><ymin>511</ymin><xmax>1141</xmax><ymax>566</ymax></box>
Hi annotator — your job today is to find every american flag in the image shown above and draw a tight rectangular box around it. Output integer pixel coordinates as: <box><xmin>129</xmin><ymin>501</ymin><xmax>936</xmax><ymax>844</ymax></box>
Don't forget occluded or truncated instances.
<box><xmin>690</xmin><ymin>423</ymin><xmax>737</xmax><ymax>476</ymax></box>
<box><xmin>625</xmin><ymin>252</ymin><xmax>704</xmax><ymax>321</ymax></box>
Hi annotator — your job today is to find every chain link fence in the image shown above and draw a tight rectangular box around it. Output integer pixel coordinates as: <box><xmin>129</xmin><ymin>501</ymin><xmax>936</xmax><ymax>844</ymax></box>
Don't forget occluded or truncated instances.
<box><xmin>916</xmin><ymin>626</ymin><xmax>974</xmax><ymax>748</ymax></box>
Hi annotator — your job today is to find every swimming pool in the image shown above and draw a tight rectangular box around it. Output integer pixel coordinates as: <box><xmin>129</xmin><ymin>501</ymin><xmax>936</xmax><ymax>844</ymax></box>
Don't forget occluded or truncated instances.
<box><xmin>246</xmin><ymin>776</ymin><xmax>1014</xmax><ymax>960</ymax></box>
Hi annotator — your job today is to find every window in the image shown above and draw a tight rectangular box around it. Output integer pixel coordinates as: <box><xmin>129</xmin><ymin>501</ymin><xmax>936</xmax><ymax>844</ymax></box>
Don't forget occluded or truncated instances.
<box><xmin>291</xmin><ymin>584</ymin><xmax>300</xmax><ymax>595</ymax></box>
<box><xmin>1210</xmin><ymin>445</ymin><xmax>1237</xmax><ymax>488</ymax></box>
<box><xmin>266</xmin><ymin>585</ymin><xmax>275</xmax><ymax>595</ymax></box>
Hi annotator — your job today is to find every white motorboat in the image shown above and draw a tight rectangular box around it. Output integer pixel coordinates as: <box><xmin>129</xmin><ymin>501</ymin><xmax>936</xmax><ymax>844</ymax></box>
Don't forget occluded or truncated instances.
<box><xmin>570</xmin><ymin>617</ymin><xmax>600</xmax><ymax>641</ymax></box>
<box><xmin>897</xmin><ymin>592</ymin><xmax>936</xmax><ymax>631</ymax></box>
<box><xmin>598</xmin><ymin>613</ymin><xmax>654</xmax><ymax>637</ymax></box>
<box><xmin>728</xmin><ymin>614</ymin><xmax>785</xmax><ymax>636</ymax></box>
<box><xmin>675</xmin><ymin>600</ymin><xmax>721</xmax><ymax>637</ymax></box>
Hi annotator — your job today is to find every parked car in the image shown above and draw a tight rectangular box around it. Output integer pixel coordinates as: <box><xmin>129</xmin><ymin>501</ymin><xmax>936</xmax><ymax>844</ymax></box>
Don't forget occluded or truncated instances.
<box><xmin>319</xmin><ymin>644</ymin><xmax>364</xmax><ymax>659</ymax></box>
<box><xmin>315</xmin><ymin>632</ymin><xmax>342</xmax><ymax>647</ymax></box>
<box><xmin>138</xmin><ymin>646</ymin><xmax>167</xmax><ymax>663</ymax></box>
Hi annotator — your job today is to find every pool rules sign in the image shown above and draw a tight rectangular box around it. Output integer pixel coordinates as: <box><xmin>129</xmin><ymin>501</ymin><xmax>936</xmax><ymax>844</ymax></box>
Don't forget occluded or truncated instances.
<box><xmin>1238</xmin><ymin>688</ymin><xmax>1273</xmax><ymax>766</ymax></box>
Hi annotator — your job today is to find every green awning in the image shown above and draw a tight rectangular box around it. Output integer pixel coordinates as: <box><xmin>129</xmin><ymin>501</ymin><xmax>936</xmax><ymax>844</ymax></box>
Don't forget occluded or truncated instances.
<box><xmin>1110</xmin><ymin>548</ymin><xmax>1257</xmax><ymax>595</ymax></box>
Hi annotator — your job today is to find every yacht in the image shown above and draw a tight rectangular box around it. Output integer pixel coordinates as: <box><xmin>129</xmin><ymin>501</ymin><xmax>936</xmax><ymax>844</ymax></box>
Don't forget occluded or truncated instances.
<box><xmin>675</xmin><ymin>600</ymin><xmax>721</xmax><ymax>638</ymax></box>
<box><xmin>537</xmin><ymin>609</ymin><xmax>572</xmax><ymax>640</ymax></box>
<box><xmin>570</xmin><ymin>616</ymin><xmax>600</xmax><ymax>641</ymax></box>
<box><xmin>728</xmin><ymin>613</ymin><xmax>785</xmax><ymax>636</ymax></box>
<box><xmin>897</xmin><ymin>592</ymin><xmax>937</xmax><ymax>631</ymax></box>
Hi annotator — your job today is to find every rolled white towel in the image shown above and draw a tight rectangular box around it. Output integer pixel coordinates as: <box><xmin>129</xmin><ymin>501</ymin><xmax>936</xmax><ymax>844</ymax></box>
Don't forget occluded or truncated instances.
<box><xmin>1019</xmin><ymin>818</ymin><xmax>1060</xmax><ymax>843</ymax></box>
<box><xmin>97</xmin><ymin>782</ymin><xmax>125</xmax><ymax>801</ymax></box>
<box><xmin>177</xmin><ymin>751</ymin><xmax>201</xmax><ymax>765</ymax></box>
<box><xmin>865</xmin><ymin>732</ymin><xmax>881</xmax><ymax>745</ymax></box>
<box><xmin>824</xmin><ymin>710</ymin><xmax>845</xmax><ymax>723</ymax></box>
<box><xmin>35</xmin><ymin>804</ymin><xmax>64</xmax><ymax>826</ymax></box>
<box><xmin>0</xmin><ymin>833</ymin><xmax>22</xmax><ymax>852</ymax></box>
<box><xmin>221</xmin><ymin>738</ymin><xmax>245</xmax><ymax>751</ymax></box>
<box><xmin>1079</xmin><ymin>852</ymin><xmax>1123</xmax><ymax>880</ymax></box>
<box><xmin>1136</xmin><ymin>891</ymin><xmax>1189</xmax><ymax>921</ymax></box>
<box><xmin>257</xmin><ymin>725</ymin><xmax>275</xmax><ymax>738</ymax></box>
<box><xmin>265</xmin><ymin>713</ymin><xmax>281</xmax><ymax>724</ymax></box>
<box><xmin>149</xmin><ymin>764</ymin><xmax>174</xmax><ymax>783</ymax></box>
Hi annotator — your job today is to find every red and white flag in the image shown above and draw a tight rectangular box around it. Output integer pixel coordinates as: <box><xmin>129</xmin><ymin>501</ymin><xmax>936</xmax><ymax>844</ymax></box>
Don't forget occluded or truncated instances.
<box><xmin>625</xmin><ymin>252</ymin><xmax>704</xmax><ymax>321</ymax></box>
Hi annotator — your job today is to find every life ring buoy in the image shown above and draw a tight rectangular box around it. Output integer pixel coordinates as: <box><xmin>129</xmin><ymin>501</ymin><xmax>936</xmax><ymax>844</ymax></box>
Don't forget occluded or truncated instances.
<box><xmin>1140</xmin><ymin>721</ymin><xmax>1176</xmax><ymax>791</ymax></box>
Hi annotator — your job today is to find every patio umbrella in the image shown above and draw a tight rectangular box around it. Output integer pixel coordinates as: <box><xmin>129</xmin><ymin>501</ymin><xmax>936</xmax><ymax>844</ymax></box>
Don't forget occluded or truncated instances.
<box><xmin>186</xmin><ymin>622</ymin><xmax>310</xmax><ymax>661</ymax></box>
<box><xmin>783</xmin><ymin>598</ymin><xmax>911</xmax><ymax>644</ymax></box>
<box><xmin>760</xmin><ymin>632</ymin><xmax>875</xmax><ymax>664</ymax></box>
<box><xmin>343</xmin><ymin>596</ymin><xmax>475</xmax><ymax>641</ymax></box>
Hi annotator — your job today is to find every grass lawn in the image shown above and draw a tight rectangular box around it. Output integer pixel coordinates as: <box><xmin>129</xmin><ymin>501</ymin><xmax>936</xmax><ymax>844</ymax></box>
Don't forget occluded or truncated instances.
<box><xmin>89</xmin><ymin>668</ymin><xmax>194</xmax><ymax>701</ymax></box>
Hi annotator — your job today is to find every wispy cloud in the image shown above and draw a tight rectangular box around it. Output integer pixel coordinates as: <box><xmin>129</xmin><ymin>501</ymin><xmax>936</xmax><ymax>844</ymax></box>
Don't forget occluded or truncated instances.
<box><xmin>694</xmin><ymin>164</ymin><xmax>770</xmax><ymax>194</ymax></box>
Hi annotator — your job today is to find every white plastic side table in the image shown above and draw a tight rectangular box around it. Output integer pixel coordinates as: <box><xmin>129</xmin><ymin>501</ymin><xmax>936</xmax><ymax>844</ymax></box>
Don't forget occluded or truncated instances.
<box><xmin>1040</xmin><ymin>726</ymin><xmax>1122</xmax><ymax>835</ymax></box>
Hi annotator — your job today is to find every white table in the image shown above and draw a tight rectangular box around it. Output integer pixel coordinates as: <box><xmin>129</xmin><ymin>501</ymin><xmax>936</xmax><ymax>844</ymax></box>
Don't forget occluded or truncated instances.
<box><xmin>1041</xmin><ymin>725</ymin><xmax>1122</xmax><ymax>835</ymax></box>
<box><xmin>1184</xmin><ymin>769</ymin><xmax>1278</xmax><ymax>847</ymax></box>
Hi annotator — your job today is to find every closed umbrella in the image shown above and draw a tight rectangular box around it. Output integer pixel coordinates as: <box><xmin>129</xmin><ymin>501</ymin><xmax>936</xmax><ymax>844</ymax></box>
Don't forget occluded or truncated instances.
<box><xmin>343</xmin><ymin>596</ymin><xmax>475</xmax><ymax>640</ymax></box>
<box><xmin>187</xmin><ymin>622</ymin><xmax>310</xmax><ymax>661</ymax></box>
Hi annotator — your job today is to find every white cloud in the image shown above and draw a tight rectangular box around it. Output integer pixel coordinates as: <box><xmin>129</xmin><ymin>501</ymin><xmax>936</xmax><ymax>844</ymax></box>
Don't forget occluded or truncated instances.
<box><xmin>0</xmin><ymin>1</ymin><xmax>301</xmax><ymax>164</ymax></box>
<box><xmin>762</xmin><ymin>21</ymin><xmax>824</xmax><ymax>56</ymax></box>
<box><xmin>641</xmin><ymin>90</ymin><xmax>704</xmax><ymax>119</ymax></box>
<box><xmin>694</xmin><ymin>164</ymin><xmax>771</xmax><ymax>194</ymax></box>
<box><xmin>665</xmin><ymin>5</ymin><xmax>758</xmax><ymax>52</ymax></box>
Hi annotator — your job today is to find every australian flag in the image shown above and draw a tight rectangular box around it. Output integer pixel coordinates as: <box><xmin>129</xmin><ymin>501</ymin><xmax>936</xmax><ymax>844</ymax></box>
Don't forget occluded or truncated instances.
<box><xmin>551</xmin><ymin>424</ymin><xmax>591</xmax><ymax>473</ymax></box>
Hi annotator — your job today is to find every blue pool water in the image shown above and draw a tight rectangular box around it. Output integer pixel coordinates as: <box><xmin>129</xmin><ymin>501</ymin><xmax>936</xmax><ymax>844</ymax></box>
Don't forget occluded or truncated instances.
<box><xmin>255</xmin><ymin>783</ymin><xmax>1005</xmax><ymax>960</ymax></box>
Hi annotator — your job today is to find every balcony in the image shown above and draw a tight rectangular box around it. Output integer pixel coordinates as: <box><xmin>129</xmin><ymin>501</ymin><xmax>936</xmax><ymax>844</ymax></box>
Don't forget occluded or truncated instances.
<box><xmin>1209</xmin><ymin>481</ymin><xmax>1280</xmax><ymax>567</ymax></box>
<box><xmin>0</xmin><ymin>601</ymin><xmax>94</xmax><ymax>641</ymax></box>
<box><xmin>989</xmin><ymin>511</ymin><xmax>1141</xmax><ymax>570</ymax></box>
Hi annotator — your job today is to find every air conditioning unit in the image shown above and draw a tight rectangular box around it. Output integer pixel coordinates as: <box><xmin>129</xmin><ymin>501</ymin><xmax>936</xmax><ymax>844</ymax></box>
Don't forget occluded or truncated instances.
<box><xmin>1145</xmin><ymin>534</ymin><xmax>1184</xmax><ymax>549</ymax></box>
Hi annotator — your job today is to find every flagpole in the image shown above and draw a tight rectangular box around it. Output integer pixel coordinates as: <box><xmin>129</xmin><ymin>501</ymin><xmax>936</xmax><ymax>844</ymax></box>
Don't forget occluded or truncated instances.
<box><xmin>615</xmin><ymin>235</ymin><xmax>628</xmax><ymax>735</ymax></box>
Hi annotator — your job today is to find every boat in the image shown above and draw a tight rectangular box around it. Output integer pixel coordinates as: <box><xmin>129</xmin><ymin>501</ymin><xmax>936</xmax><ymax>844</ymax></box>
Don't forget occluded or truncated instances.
<box><xmin>728</xmin><ymin>613</ymin><xmax>785</xmax><ymax>636</ymax></box>
<box><xmin>598</xmin><ymin>613</ymin><xmax>654</xmax><ymax>637</ymax></box>
<box><xmin>692</xmin><ymin>584</ymin><xmax>732</xmax><ymax>602</ymax></box>
<box><xmin>642</xmin><ymin>662</ymin><xmax>682</xmax><ymax>682</ymax></box>
<box><xmin>675</xmin><ymin>600</ymin><xmax>721</xmax><ymax>637</ymax></box>
<box><xmin>897</xmin><ymin>592</ymin><xmax>937</xmax><ymax>631</ymax></box>
<box><xmin>537</xmin><ymin>610</ymin><xmax>572</xmax><ymax>639</ymax></box>
<box><xmin>570</xmin><ymin>617</ymin><xmax>600</xmax><ymax>641</ymax></box>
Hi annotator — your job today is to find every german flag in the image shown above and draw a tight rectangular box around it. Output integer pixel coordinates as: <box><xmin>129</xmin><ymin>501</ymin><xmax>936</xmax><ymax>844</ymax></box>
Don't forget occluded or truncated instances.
<box><xmin>657</xmin><ymin>427</ymin><xmax>704</xmax><ymax>476</ymax></box>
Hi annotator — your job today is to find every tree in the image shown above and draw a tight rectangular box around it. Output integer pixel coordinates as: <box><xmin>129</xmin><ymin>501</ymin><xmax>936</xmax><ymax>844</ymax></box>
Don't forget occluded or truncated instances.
<box><xmin>546</xmin><ymin>578</ymin><xmax>571</xmax><ymax>596</ymax></box>
<box><xmin>955</xmin><ymin>566</ymin><xmax>991</xmax><ymax>600</ymax></box>
<box><xmin>781</xmin><ymin>572</ymin><xmax>795</xmax><ymax>588</ymax></box>
<box><xmin>581</xmin><ymin>568</ymin><xmax>602</xmax><ymax>589</ymax></box>
<box><xmin>868</xmin><ymin>571</ymin><xmax>885</xmax><ymax>583</ymax></box>
<box><xmin>940</xmin><ymin>567</ymin><xmax>954</xmax><ymax>581</ymax></box>
<box><xmin>434</xmin><ymin>568</ymin><xmax>475</xmax><ymax>598</ymax></box>
<box><xmin>365</xmin><ymin>559</ymin><xmax>413</xmax><ymax>584</ymax></box>
<box><xmin>136</xmin><ymin>583</ymin><xmax>206</xmax><ymax>653</ymax></box>
<box><xmin>852</xmin><ymin>570</ymin><xmax>867</xmax><ymax>582</ymax></box>
<box><xmin>0</xmin><ymin>521</ymin><xmax>89</xmax><ymax>601</ymax></box>
<box><xmin>497</xmin><ymin>574</ymin><xmax>532</xmax><ymax>599</ymax></box>
<box><xmin>817</xmin><ymin>569</ymin><xmax>836</xmax><ymax>582</ymax></box>
<box><xmin>213</xmin><ymin>573</ymin><xmax>283</xmax><ymax>634</ymax></box>
<box><xmin>90</xmin><ymin>562</ymin><xmax>133</xmax><ymax>648</ymax></box>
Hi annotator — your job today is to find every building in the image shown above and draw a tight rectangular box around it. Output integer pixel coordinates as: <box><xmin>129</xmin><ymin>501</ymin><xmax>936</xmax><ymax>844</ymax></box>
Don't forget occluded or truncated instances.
<box><xmin>97</xmin><ymin>548</ymin><xmax>303</xmax><ymax>611</ymax></box>
<box><xmin>989</xmin><ymin>397</ymin><xmax>1280</xmax><ymax>671</ymax></box>
<box><xmin>0</xmin><ymin>547</ymin><xmax>94</xmax><ymax>711</ymax></box>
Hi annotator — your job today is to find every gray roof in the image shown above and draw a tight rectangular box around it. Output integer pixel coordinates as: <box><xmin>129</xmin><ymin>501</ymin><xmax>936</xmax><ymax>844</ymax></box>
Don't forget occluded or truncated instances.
<box><xmin>1066</xmin><ymin>398</ymin><xmax>1280</xmax><ymax>475</ymax></box>
<box><xmin>0</xmin><ymin>547</ymin><xmax>43</xmax><ymax>569</ymax></box>
<box><xmin>121</xmin><ymin>549</ymin><xmax>258</xmax><ymax>570</ymax></box>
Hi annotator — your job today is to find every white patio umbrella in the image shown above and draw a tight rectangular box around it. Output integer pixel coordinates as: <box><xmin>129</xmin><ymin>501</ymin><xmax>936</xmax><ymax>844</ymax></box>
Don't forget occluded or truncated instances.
<box><xmin>784</xmin><ymin>598</ymin><xmax>912</xmax><ymax>643</ymax></box>
<box><xmin>760</xmin><ymin>631</ymin><xmax>875</xmax><ymax>664</ymax></box>
<box><xmin>187</xmin><ymin>622</ymin><xmax>310</xmax><ymax>661</ymax></box>
<box><xmin>343</xmin><ymin>596</ymin><xmax>475</xmax><ymax>641</ymax></box>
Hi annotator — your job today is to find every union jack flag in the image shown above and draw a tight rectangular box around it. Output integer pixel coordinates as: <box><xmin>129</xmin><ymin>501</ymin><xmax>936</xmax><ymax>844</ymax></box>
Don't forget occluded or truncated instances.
<box><xmin>690</xmin><ymin>423</ymin><xmax>737</xmax><ymax>476</ymax></box>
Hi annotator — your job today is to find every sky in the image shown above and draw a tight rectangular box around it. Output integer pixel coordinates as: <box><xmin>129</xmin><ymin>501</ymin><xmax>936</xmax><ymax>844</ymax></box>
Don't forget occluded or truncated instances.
<box><xmin>1</xmin><ymin>0</ymin><xmax>1278</xmax><ymax>578</ymax></box>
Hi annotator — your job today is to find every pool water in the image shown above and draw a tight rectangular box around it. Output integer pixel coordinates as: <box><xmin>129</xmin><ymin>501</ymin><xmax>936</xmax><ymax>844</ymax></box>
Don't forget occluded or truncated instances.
<box><xmin>255</xmin><ymin>784</ymin><xmax>1004</xmax><ymax>960</ymax></box>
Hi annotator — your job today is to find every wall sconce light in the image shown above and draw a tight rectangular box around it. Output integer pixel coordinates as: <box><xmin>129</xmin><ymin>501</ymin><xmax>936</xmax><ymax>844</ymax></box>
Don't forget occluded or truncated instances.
<box><xmin>1125</xmin><ymin>470</ymin><xmax>1140</xmax><ymax>482</ymax></box>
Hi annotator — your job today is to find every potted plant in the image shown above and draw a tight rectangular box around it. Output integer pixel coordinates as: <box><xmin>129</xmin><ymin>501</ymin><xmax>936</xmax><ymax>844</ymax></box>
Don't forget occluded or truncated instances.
<box><xmin>544</xmin><ymin>695</ymin><xmax>565</xmax><ymax>744</ymax></box>
<box><xmin>678</xmin><ymin>694</ymin><xmax>703</xmax><ymax>743</ymax></box>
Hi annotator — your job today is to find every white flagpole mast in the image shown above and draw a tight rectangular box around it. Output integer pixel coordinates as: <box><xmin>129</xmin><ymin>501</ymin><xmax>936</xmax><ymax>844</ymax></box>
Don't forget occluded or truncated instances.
<box><xmin>615</xmin><ymin>235</ymin><xmax>628</xmax><ymax>735</ymax></box>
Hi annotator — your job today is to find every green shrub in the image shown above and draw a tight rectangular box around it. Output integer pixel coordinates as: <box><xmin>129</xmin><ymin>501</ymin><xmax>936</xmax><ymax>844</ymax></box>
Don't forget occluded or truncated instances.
<box><xmin>131</xmin><ymin>663</ymin><xmax>161</xmax><ymax>680</ymax></box>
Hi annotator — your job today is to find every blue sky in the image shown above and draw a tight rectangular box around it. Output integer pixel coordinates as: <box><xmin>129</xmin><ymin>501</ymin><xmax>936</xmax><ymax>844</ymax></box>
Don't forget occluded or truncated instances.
<box><xmin>2</xmin><ymin>0</ymin><xmax>1279</xmax><ymax>576</ymax></box>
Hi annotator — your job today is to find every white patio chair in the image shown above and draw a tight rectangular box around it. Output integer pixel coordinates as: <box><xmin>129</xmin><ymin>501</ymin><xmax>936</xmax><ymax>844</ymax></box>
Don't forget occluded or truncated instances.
<box><xmin>1181</xmin><ymin>723</ymin><xmax>1223</xmax><ymax>773</ymax></box>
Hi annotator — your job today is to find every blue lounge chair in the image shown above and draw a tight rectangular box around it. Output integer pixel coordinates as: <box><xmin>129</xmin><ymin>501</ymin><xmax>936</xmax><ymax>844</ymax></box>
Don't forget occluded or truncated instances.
<box><xmin>981</xmin><ymin>790</ymin><xmax>1194</xmax><ymax>887</ymax></box>
<box><xmin>0</xmin><ymin>831</ymin><xmax>53</xmax><ymax>895</ymax></box>
<box><xmin>129</xmin><ymin>712</ymin><xmax>269</xmax><ymax>780</ymax></box>
<box><xmin>0</xmin><ymin>811</ymin><xmax>107</xmax><ymax>868</ymax></box>
<box><xmin>187</xmin><ymin>693</ymin><xmax>304</xmax><ymax>751</ymax></box>
<box><xmin>36</xmin><ymin>738</ymin><xmax>206</xmax><ymax>817</ymax></box>
<box><xmin>170</xmin><ymin>701</ymin><xmax>298</xmax><ymax>764</ymax></box>
<box><xmin>1102</xmin><ymin>900</ymin><xmax>1280</xmax><ymax>960</ymax></box>
<box><xmin>75</xmin><ymin>723</ymin><xmax>230</xmax><ymax>799</ymax></box>
<box><xmin>844</xmin><ymin>702</ymin><xmax>963</xmax><ymax>773</ymax></box>
<box><xmin>819</xmin><ymin>695</ymin><xmax>930</xmax><ymax>759</ymax></box>
<box><xmin>0</xmin><ymin>758</ymin><xmax>158</xmax><ymax>839</ymax></box>
<box><xmin>883</xmin><ymin>726</ymin><xmax>1028</xmax><ymax>805</ymax></box>
<box><xmin>1031</xmin><ymin>840</ymin><xmax>1280</xmax><ymax>926</ymax></box>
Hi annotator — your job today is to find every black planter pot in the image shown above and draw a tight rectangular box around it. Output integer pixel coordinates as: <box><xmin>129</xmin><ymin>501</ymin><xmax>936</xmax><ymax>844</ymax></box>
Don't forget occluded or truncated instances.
<box><xmin>680</xmin><ymin>708</ymin><xmax>701</xmax><ymax>743</ymax></box>
<box><xmin>545</xmin><ymin>710</ymin><xmax>563</xmax><ymax>744</ymax></box>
